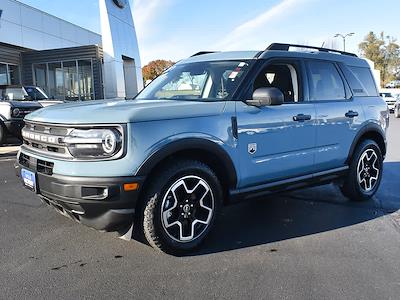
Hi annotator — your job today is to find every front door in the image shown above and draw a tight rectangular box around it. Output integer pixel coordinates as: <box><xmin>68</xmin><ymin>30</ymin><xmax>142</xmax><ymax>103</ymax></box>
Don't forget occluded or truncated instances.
<box><xmin>236</xmin><ymin>59</ymin><xmax>317</xmax><ymax>188</ymax></box>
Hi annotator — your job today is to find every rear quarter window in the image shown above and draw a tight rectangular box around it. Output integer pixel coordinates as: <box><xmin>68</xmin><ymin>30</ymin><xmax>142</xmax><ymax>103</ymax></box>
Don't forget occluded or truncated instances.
<box><xmin>346</xmin><ymin>66</ymin><xmax>378</xmax><ymax>97</ymax></box>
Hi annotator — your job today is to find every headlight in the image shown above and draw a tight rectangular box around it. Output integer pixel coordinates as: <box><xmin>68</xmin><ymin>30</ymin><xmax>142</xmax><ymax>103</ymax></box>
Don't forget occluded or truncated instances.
<box><xmin>64</xmin><ymin>128</ymin><xmax>123</xmax><ymax>159</ymax></box>
<box><xmin>12</xmin><ymin>108</ymin><xmax>20</xmax><ymax>117</ymax></box>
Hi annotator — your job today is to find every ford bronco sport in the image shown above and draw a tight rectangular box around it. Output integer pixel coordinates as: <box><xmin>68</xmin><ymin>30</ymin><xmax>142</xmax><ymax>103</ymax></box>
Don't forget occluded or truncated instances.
<box><xmin>16</xmin><ymin>43</ymin><xmax>389</xmax><ymax>254</ymax></box>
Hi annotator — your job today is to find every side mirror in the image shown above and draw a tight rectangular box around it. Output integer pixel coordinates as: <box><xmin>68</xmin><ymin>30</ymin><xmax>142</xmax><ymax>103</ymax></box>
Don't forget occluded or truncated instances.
<box><xmin>247</xmin><ymin>87</ymin><xmax>284</xmax><ymax>107</ymax></box>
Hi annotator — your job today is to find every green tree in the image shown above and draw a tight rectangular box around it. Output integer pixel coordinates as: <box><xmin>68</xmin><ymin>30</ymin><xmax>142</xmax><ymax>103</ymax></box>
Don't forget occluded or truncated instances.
<box><xmin>359</xmin><ymin>31</ymin><xmax>400</xmax><ymax>86</ymax></box>
<box><xmin>142</xmin><ymin>60</ymin><xmax>175</xmax><ymax>82</ymax></box>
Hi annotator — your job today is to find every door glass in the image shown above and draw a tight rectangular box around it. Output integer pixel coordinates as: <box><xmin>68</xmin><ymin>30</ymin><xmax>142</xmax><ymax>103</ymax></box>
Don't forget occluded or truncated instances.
<box><xmin>78</xmin><ymin>60</ymin><xmax>93</xmax><ymax>100</ymax></box>
<box><xmin>33</xmin><ymin>64</ymin><xmax>47</xmax><ymax>94</ymax></box>
<box><xmin>48</xmin><ymin>62</ymin><xmax>64</xmax><ymax>100</ymax></box>
<box><xmin>0</xmin><ymin>63</ymin><xmax>8</xmax><ymax>85</ymax></box>
<box><xmin>307</xmin><ymin>61</ymin><xmax>346</xmax><ymax>100</ymax></box>
<box><xmin>63</xmin><ymin>61</ymin><xmax>79</xmax><ymax>101</ymax></box>
<box><xmin>253</xmin><ymin>63</ymin><xmax>300</xmax><ymax>102</ymax></box>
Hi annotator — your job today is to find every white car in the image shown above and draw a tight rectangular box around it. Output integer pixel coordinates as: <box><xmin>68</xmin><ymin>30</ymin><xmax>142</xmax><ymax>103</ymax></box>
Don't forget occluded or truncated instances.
<box><xmin>380</xmin><ymin>92</ymin><xmax>397</xmax><ymax>112</ymax></box>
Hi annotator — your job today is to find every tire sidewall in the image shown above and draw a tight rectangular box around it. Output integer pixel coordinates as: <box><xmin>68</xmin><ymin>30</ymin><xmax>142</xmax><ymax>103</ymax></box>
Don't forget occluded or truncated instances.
<box><xmin>146</xmin><ymin>162</ymin><xmax>222</xmax><ymax>253</ymax></box>
<box><xmin>351</xmin><ymin>140</ymin><xmax>383</xmax><ymax>198</ymax></box>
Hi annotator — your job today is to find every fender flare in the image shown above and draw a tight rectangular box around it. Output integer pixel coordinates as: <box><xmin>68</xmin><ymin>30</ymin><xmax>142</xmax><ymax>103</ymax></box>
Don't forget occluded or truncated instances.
<box><xmin>136</xmin><ymin>138</ymin><xmax>238</xmax><ymax>188</ymax></box>
<box><xmin>346</xmin><ymin>123</ymin><xmax>387</xmax><ymax>163</ymax></box>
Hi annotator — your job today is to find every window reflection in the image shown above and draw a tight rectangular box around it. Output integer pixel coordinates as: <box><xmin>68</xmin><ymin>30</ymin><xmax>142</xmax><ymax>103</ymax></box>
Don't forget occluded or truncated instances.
<box><xmin>32</xmin><ymin>60</ymin><xmax>94</xmax><ymax>101</ymax></box>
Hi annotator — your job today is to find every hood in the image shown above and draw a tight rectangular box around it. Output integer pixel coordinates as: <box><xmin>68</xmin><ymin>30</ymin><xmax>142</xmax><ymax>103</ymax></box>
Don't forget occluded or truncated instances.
<box><xmin>1</xmin><ymin>100</ymin><xmax>42</xmax><ymax>109</ymax></box>
<box><xmin>25</xmin><ymin>99</ymin><xmax>227</xmax><ymax>124</ymax></box>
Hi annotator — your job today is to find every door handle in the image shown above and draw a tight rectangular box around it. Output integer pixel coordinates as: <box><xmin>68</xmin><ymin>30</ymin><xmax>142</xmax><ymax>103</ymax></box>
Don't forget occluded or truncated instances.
<box><xmin>345</xmin><ymin>110</ymin><xmax>359</xmax><ymax>118</ymax></box>
<box><xmin>293</xmin><ymin>114</ymin><xmax>312</xmax><ymax>122</ymax></box>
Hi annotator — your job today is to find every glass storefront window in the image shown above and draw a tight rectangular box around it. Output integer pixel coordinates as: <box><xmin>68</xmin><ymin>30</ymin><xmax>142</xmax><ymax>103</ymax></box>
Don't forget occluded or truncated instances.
<box><xmin>32</xmin><ymin>60</ymin><xmax>95</xmax><ymax>101</ymax></box>
<box><xmin>33</xmin><ymin>64</ymin><xmax>47</xmax><ymax>93</ymax></box>
<box><xmin>48</xmin><ymin>62</ymin><xmax>64</xmax><ymax>100</ymax></box>
<box><xmin>0</xmin><ymin>63</ymin><xmax>8</xmax><ymax>85</ymax></box>
<box><xmin>78</xmin><ymin>60</ymin><xmax>93</xmax><ymax>100</ymax></box>
<box><xmin>8</xmin><ymin>65</ymin><xmax>20</xmax><ymax>85</ymax></box>
<box><xmin>63</xmin><ymin>61</ymin><xmax>79</xmax><ymax>101</ymax></box>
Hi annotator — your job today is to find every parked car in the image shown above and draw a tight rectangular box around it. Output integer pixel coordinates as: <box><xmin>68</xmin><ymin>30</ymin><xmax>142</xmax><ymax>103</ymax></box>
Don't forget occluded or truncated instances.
<box><xmin>0</xmin><ymin>94</ymin><xmax>42</xmax><ymax>146</ymax></box>
<box><xmin>385</xmin><ymin>80</ymin><xmax>400</xmax><ymax>88</ymax></box>
<box><xmin>16</xmin><ymin>43</ymin><xmax>388</xmax><ymax>255</ymax></box>
<box><xmin>0</xmin><ymin>85</ymin><xmax>64</xmax><ymax>107</ymax></box>
<box><xmin>379</xmin><ymin>92</ymin><xmax>396</xmax><ymax>112</ymax></box>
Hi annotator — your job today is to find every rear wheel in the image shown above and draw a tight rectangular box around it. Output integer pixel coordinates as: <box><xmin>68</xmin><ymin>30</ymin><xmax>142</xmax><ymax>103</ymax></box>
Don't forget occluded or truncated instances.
<box><xmin>140</xmin><ymin>159</ymin><xmax>222</xmax><ymax>255</ymax></box>
<box><xmin>340</xmin><ymin>139</ymin><xmax>383</xmax><ymax>201</ymax></box>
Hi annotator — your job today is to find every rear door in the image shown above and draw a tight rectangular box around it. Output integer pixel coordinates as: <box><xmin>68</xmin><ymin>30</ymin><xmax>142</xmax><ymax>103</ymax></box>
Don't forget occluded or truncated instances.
<box><xmin>235</xmin><ymin>59</ymin><xmax>317</xmax><ymax>188</ymax></box>
<box><xmin>306</xmin><ymin>60</ymin><xmax>364</xmax><ymax>171</ymax></box>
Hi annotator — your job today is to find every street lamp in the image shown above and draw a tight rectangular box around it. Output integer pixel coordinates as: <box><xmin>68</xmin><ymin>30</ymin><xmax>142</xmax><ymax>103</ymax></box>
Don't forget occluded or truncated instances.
<box><xmin>334</xmin><ymin>32</ymin><xmax>355</xmax><ymax>52</ymax></box>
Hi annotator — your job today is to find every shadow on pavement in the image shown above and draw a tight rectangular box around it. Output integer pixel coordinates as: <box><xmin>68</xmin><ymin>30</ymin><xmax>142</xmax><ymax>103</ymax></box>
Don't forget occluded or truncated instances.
<box><xmin>189</xmin><ymin>161</ymin><xmax>400</xmax><ymax>256</ymax></box>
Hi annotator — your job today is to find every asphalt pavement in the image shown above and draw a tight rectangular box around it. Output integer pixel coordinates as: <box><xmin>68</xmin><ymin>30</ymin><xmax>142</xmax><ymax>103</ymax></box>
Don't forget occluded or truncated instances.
<box><xmin>0</xmin><ymin>116</ymin><xmax>399</xmax><ymax>299</ymax></box>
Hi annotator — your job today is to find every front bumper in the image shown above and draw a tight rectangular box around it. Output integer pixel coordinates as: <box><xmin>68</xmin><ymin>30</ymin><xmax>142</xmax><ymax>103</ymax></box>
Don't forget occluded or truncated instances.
<box><xmin>4</xmin><ymin>119</ymin><xmax>24</xmax><ymax>137</ymax></box>
<box><xmin>15</xmin><ymin>157</ymin><xmax>145</xmax><ymax>232</ymax></box>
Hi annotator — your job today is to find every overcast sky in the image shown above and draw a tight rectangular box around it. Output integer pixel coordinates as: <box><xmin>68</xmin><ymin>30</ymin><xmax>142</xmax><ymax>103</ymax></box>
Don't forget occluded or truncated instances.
<box><xmin>18</xmin><ymin>0</ymin><xmax>400</xmax><ymax>65</ymax></box>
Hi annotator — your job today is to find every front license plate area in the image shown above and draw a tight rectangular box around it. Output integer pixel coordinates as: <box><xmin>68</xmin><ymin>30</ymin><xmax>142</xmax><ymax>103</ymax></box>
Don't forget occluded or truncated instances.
<box><xmin>21</xmin><ymin>169</ymin><xmax>37</xmax><ymax>193</ymax></box>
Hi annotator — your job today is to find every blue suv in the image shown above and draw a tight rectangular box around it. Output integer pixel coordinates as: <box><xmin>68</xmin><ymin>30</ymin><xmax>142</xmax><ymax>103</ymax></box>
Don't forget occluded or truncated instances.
<box><xmin>16</xmin><ymin>43</ymin><xmax>389</xmax><ymax>254</ymax></box>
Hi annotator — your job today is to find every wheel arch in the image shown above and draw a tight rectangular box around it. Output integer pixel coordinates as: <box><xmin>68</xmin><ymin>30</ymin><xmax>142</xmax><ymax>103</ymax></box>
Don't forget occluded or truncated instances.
<box><xmin>346</xmin><ymin>123</ymin><xmax>387</xmax><ymax>164</ymax></box>
<box><xmin>136</xmin><ymin>138</ymin><xmax>238</xmax><ymax>194</ymax></box>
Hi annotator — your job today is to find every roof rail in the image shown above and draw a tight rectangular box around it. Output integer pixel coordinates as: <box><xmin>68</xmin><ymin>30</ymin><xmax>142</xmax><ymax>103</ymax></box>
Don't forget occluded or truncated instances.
<box><xmin>266</xmin><ymin>43</ymin><xmax>358</xmax><ymax>57</ymax></box>
<box><xmin>191</xmin><ymin>51</ymin><xmax>218</xmax><ymax>57</ymax></box>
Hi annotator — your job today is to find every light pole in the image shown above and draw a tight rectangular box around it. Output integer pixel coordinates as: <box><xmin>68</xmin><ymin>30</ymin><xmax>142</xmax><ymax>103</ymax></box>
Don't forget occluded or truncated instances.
<box><xmin>334</xmin><ymin>32</ymin><xmax>355</xmax><ymax>52</ymax></box>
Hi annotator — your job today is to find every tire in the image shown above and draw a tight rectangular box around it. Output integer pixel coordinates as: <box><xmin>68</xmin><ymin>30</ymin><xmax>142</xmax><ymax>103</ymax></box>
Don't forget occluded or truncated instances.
<box><xmin>0</xmin><ymin>124</ymin><xmax>6</xmax><ymax>146</ymax></box>
<box><xmin>140</xmin><ymin>159</ymin><xmax>222</xmax><ymax>255</ymax></box>
<box><xmin>340</xmin><ymin>139</ymin><xmax>383</xmax><ymax>201</ymax></box>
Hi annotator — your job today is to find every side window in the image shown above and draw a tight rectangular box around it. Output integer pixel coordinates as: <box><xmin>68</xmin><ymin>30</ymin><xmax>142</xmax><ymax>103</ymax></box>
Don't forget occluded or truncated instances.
<box><xmin>349</xmin><ymin>66</ymin><xmax>378</xmax><ymax>96</ymax></box>
<box><xmin>253</xmin><ymin>62</ymin><xmax>301</xmax><ymax>103</ymax></box>
<box><xmin>307</xmin><ymin>61</ymin><xmax>346</xmax><ymax>101</ymax></box>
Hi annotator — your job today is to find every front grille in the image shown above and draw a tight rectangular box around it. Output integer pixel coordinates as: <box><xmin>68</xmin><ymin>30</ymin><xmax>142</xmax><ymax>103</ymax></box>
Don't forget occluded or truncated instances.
<box><xmin>37</xmin><ymin>159</ymin><xmax>54</xmax><ymax>175</ymax></box>
<box><xmin>21</xmin><ymin>121</ymin><xmax>72</xmax><ymax>159</ymax></box>
<box><xmin>19</xmin><ymin>153</ymin><xmax>54</xmax><ymax>175</ymax></box>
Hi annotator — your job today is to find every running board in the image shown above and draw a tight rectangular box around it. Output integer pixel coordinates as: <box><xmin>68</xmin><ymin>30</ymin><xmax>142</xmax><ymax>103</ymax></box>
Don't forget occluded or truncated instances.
<box><xmin>229</xmin><ymin>166</ymin><xmax>349</xmax><ymax>202</ymax></box>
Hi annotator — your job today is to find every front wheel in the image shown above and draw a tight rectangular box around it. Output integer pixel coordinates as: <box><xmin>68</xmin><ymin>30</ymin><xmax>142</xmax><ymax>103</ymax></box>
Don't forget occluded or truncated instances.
<box><xmin>141</xmin><ymin>160</ymin><xmax>222</xmax><ymax>255</ymax></box>
<box><xmin>340</xmin><ymin>139</ymin><xmax>383</xmax><ymax>201</ymax></box>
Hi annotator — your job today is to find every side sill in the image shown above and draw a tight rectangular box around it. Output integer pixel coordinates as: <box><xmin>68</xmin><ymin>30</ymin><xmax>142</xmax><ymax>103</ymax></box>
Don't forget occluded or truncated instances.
<box><xmin>229</xmin><ymin>166</ymin><xmax>349</xmax><ymax>203</ymax></box>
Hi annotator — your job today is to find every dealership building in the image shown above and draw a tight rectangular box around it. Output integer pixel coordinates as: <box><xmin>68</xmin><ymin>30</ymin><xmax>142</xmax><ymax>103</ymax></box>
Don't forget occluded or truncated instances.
<box><xmin>0</xmin><ymin>0</ymin><xmax>143</xmax><ymax>101</ymax></box>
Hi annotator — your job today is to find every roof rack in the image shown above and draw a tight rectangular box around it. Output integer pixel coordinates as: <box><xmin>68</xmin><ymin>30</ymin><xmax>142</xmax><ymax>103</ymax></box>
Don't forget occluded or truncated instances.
<box><xmin>266</xmin><ymin>43</ymin><xmax>358</xmax><ymax>57</ymax></box>
<box><xmin>191</xmin><ymin>51</ymin><xmax>218</xmax><ymax>57</ymax></box>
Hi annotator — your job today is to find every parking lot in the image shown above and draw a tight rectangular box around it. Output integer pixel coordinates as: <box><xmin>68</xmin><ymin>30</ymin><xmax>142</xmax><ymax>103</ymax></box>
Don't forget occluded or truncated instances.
<box><xmin>0</xmin><ymin>116</ymin><xmax>399</xmax><ymax>299</ymax></box>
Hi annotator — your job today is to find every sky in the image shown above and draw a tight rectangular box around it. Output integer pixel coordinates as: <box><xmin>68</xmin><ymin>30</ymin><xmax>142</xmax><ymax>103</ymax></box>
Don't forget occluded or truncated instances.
<box><xmin>18</xmin><ymin>0</ymin><xmax>400</xmax><ymax>65</ymax></box>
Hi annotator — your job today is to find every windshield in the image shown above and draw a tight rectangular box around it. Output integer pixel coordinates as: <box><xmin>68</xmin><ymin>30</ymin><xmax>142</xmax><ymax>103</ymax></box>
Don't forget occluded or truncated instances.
<box><xmin>137</xmin><ymin>60</ymin><xmax>252</xmax><ymax>101</ymax></box>
<box><xmin>0</xmin><ymin>87</ymin><xmax>28</xmax><ymax>101</ymax></box>
<box><xmin>25</xmin><ymin>86</ymin><xmax>49</xmax><ymax>100</ymax></box>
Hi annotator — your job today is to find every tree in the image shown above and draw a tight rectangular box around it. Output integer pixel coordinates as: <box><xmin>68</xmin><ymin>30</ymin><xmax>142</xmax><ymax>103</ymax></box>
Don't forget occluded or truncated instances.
<box><xmin>359</xmin><ymin>32</ymin><xmax>400</xmax><ymax>86</ymax></box>
<box><xmin>142</xmin><ymin>60</ymin><xmax>175</xmax><ymax>82</ymax></box>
